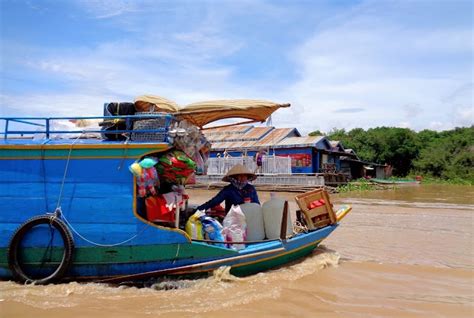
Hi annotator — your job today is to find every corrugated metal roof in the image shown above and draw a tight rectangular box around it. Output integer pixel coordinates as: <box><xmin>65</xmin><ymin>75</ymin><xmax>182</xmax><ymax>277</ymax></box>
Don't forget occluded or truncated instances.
<box><xmin>212</xmin><ymin>141</ymin><xmax>256</xmax><ymax>150</ymax></box>
<box><xmin>330</xmin><ymin>140</ymin><xmax>345</xmax><ymax>152</ymax></box>
<box><xmin>254</xmin><ymin>128</ymin><xmax>299</xmax><ymax>147</ymax></box>
<box><xmin>239</xmin><ymin>126</ymin><xmax>274</xmax><ymax>141</ymax></box>
<box><xmin>274</xmin><ymin>135</ymin><xmax>327</xmax><ymax>148</ymax></box>
<box><xmin>203</xmin><ymin>125</ymin><xmax>252</xmax><ymax>136</ymax></box>
<box><xmin>205</xmin><ymin>126</ymin><xmax>273</xmax><ymax>143</ymax></box>
<box><xmin>211</xmin><ymin>128</ymin><xmax>302</xmax><ymax>150</ymax></box>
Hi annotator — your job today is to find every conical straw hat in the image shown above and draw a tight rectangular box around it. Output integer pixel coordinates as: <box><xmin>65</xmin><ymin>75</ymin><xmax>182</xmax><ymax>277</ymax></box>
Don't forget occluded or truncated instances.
<box><xmin>222</xmin><ymin>164</ymin><xmax>257</xmax><ymax>182</ymax></box>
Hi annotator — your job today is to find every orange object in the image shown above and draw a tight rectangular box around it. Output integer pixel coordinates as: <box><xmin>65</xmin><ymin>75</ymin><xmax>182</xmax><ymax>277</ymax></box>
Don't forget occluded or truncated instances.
<box><xmin>145</xmin><ymin>195</ymin><xmax>175</xmax><ymax>223</ymax></box>
<box><xmin>308</xmin><ymin>199</ymin><xmax>325</xmax><ymax>209</ymax></box>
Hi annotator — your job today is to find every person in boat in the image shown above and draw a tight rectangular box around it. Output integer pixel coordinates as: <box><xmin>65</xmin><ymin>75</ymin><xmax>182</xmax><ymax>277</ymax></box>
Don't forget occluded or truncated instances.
<box><xmin>197</xmin><ymin>164</ymin><xmax>260</xmax><ymax>213</ymax></box>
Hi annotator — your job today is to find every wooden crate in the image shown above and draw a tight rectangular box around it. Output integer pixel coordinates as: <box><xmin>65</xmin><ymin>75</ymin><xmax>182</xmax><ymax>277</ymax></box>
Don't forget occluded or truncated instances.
<box><xmin>295</xmin><ymin>189</ymin><xmax>336</xmax><ymax>229</ymax></box>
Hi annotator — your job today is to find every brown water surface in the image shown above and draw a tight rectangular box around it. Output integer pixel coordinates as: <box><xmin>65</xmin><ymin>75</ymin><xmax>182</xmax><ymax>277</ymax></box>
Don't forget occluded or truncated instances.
<box><xmin>1</xmin><ymin>184</ymin><xmax>473</xmax><ymax>317</ymax></box>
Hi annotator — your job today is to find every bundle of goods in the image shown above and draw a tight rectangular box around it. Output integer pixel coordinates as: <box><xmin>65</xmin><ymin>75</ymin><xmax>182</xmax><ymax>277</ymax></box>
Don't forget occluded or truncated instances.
<box><xmin>101</xmin><ymin>102</ymin><xmax>136</xmax><ymax>141</ymax></box>
<box><xmin>156</xmin><ymin>150</ymin><xmax>196</xmax><ymax>185</ymax></box>
<box><xmin>185</xmin><ymin>211</ymin><xmax>225</xmax><ymax>246</ymax></box>
<box><xmin>128</xmin><ymin>158</ymin><xmax>160</xmax><ymax>197</ymax></box>
<box><xmin>167</xmin><ymin>121</ymin><xmax>211</xmax><ymax>174</ymax></box>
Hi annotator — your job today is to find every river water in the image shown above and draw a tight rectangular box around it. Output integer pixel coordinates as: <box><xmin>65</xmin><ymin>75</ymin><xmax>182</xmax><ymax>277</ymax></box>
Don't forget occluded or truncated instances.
<box><xmin>1</xmin><ymin>184</ymin><xmax>473</xmax><ymax>317</ymax></box>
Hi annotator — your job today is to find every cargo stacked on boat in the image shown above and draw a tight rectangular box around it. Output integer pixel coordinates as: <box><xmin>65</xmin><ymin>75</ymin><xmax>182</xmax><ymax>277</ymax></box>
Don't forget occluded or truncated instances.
<box><xmin>295</xmin><ymin>189</ymin><xmax>337</xmax><ymax>229</ymax></box>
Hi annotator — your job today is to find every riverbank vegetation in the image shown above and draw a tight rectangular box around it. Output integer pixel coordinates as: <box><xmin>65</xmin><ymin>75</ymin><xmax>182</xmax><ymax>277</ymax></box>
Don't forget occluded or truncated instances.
<box><xmin>310</xmin><ymin>126</ymin><xmax>474</xmax><ymax>185</ymax></box>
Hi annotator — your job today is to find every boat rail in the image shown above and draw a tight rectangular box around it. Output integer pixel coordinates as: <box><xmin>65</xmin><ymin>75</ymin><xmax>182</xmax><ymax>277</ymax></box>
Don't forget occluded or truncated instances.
<box><xmin>0</xmin><ymin>114</ymin><xmax>175</xmax><ymax>142</ymax></box>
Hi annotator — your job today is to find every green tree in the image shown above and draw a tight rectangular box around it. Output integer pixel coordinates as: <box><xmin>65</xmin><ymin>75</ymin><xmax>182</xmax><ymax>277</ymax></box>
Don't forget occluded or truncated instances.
<box><xmin>319</xmin><ymin>125</ymin><xmax>473</xmax><ymax>182</ymax></box>
<box><xmin>413</xmin><ymin>126</ymin><xmax>474</xmax><ymax>182</ymax></box>
<box><xmin>308</xmin><ymin>130</ymin><xmax>325</xmax><ymax>136</ymax></box>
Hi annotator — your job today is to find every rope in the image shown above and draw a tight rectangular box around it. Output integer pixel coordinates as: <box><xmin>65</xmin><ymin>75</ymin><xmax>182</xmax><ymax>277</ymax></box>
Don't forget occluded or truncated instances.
<box><xmin>60</xmin><ymin>211</ymin><xmax>150</xmax><ymax>247</ymax></box>
<box><xmin>55</xmin><ymin>133</ymin><xmax>82</xmax><ymax>211</ymax></box>
<box><xmin>173</xmin><ymin>244</ymin><xmax>180</xmax><ymax>264</ymax></box>
<box><xmin>293</xmin><ymin>221</ymin><xmax>308</xmax><ymax>234</ymax></box>
<box><xmin>117</xmin><ymin>135</ymin><xmax>130</xmax><ymax>171</ymax></box>
<box><xmin>52</xmin><ymin>131</ymin><xmax>149</xmax><ymax>247</ymax></box>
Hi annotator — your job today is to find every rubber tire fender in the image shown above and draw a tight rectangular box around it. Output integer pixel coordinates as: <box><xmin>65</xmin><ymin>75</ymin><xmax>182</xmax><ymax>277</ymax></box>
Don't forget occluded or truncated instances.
<box><xmin>7</xmin><ymin>215</ymin><xmax>75</xmax><ymax>285</ymax></box>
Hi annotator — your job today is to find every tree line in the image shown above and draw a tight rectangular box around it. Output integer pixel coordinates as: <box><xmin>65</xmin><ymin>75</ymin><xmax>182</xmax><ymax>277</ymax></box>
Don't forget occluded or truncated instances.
<box><xmin>309</xmin><ymin>126</ymin><xmax>474</xmax><ymax>183</ymax></box>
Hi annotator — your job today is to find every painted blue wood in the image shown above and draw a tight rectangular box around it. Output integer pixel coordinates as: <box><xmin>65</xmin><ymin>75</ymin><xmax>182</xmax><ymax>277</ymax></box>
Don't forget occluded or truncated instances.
<box><xmin>0</xmin><ymin>154</ymin><xmax>191</xmax><ymax>249</ymax></box>
<box><xmin>0</xmin><ymin>159</ymin><xmax>134</xmax><ymax>183</ymax></box>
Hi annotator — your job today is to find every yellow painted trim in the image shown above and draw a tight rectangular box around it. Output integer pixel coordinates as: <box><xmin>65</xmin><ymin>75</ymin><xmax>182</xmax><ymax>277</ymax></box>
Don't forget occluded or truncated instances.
<box><xmin>336</xmin><ymin>205</ymin><xmax>352</xmax><ymax>222</ymax></box>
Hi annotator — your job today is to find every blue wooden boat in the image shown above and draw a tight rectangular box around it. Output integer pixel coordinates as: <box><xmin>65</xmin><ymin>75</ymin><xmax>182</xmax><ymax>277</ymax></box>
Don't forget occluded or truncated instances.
<box><xmin>0</xmin><ymin>99</ymin><xmax>351</xmax><ymax>284</ymax></box>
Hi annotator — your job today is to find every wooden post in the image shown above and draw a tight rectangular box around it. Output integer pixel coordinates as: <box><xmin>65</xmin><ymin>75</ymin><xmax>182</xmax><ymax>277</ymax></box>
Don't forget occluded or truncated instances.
<box><xmin>175</xmin><ymin>196</ymin><xmax>180</xmax><ymax>229</ymax></box>
<box><xmin>280</xmin><ymin>200</ymin><xmax>289</xmax><ymax>240</ymax></box>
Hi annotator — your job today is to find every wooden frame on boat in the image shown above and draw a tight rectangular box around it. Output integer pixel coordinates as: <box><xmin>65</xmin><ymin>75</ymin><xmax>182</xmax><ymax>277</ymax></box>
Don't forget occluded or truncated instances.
<box><xmin>295</xmin><ymin>189</ymin><xmax>336</xmax><ymax>230</ymax></box>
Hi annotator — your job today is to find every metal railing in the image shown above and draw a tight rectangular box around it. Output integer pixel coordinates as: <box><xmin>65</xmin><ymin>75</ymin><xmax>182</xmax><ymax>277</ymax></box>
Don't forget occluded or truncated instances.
<box><xmin>0</xmin><ymin>115</ymin><xmax>174</xmax><ymax>141</ymax></box>
<box><xmin>206</xmin><ymin>155</ymin><xmax>291</xmax><ymax>175</ymax></box>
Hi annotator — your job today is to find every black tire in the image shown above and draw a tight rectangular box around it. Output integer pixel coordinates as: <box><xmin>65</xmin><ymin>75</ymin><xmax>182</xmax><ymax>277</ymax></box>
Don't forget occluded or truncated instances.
<box><xmin>7</xmin><ymin>215</ymin><xmax>75</xmax><ymax>285</ymax></box>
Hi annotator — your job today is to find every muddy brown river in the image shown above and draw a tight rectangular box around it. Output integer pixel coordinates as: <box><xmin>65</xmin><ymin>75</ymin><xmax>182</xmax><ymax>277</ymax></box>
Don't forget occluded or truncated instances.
<box><xmin>1</xmin><ymin>184</ymin><xmax>473</xmax><ymax>317</ymax></box>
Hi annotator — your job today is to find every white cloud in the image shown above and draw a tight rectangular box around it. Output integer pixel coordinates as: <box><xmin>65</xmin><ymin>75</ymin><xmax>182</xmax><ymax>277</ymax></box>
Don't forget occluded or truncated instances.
<box><xmin>1</xmin><ymin>0</ymin><xmax>472</xmax><ymax>135</ymax></box>
<box><xmin>283</xmin><ymin>1</ymin><xmax>472</xmax><ymax>133</ymax></box>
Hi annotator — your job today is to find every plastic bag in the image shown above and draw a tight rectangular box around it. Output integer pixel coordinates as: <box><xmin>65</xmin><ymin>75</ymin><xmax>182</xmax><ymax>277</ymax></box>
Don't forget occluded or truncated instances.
<box><xmin>222</xmin><ymin>205</ymin><xmax>247</xmax><ymax>250</ymax></box>
<box><xmin>201</xmin><ymin>216</ymin><xmax>225</xmax><ymax>247</ymax></box>
<box><xmin>185</xmin><ymin>210</ymin><xmax>205</xmax><ymax>239</ymax></box>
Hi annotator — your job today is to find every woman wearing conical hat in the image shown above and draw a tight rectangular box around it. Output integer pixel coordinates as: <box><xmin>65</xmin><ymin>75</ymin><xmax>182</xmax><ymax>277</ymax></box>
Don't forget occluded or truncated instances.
<box><xmin>197</xmin><ymin>164</ymin><xmax>260</xmax><ymax>213</ymax></box>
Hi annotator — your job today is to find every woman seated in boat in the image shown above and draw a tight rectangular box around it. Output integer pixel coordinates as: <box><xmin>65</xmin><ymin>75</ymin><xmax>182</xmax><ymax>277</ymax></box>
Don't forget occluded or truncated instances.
<box><xmin>197</xmin><ymin>164</ymin><xmax>260</xmax><ymax>214</ymax></box>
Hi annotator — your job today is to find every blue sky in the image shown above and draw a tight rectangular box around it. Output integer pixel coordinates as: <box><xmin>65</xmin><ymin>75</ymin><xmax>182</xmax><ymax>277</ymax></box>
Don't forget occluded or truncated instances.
<box><xmin>0</xmin><ymin>0</ymin><xmax>472</xmax><ymax>134</ymax></box>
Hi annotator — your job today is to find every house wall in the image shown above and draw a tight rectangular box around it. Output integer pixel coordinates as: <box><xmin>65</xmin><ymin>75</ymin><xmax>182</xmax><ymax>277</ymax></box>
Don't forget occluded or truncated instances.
<box><xmin>312</xmin><ymin>149</ymin><xmax>320</xmax><ymax>173</ymax></box>
<box><xmin>274</xmin><ymin>147</ymin><xmax>313</xmax><ymax>174</ymax></box>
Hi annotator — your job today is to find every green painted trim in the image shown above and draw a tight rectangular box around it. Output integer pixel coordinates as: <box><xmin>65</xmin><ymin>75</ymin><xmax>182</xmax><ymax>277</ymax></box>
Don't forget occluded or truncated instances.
<box><xmin>230</xmin><ymin>242</ymin><xmax>318</xmax><ymax>276</ymax></box>
<box><xmin>0</xmin><ymin>243</ymin><xmax>236</xmax><ymax>267</ymax></box>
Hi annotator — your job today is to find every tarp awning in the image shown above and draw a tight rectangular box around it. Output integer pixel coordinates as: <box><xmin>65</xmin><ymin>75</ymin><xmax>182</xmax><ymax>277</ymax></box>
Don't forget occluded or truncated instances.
<box><xmin>134</xmin><ymin>95</ymin><xmax>180</xmax><ymax>113</ymax></box>
<box><xmin>176</xmin><ymin>99</ymin><xmax>290</xmax><ymax>128</ymax></box>
<box><xmin>133</xmin><ymin>96</ymin><xmax>290</xmax><ymax>128</ymax></box>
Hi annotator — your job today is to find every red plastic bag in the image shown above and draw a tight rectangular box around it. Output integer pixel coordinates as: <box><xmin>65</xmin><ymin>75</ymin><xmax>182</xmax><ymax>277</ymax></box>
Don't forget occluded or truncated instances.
<box><xmin>145</xmin><ymin>195</ymin><xmax>175</xmax><ymax>223</ymax></box>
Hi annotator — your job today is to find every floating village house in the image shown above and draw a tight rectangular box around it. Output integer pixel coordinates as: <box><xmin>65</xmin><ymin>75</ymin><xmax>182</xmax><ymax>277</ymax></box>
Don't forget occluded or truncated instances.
<box><xmin>202</xmin><ymin>126</ymin><xmax>362</xmax><ymax>179</ymax></box>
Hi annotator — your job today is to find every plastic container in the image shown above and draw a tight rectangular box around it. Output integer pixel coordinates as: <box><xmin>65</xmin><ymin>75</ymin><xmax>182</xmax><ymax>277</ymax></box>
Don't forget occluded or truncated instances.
<box><xmin>240</xmin><ymin>203</ymin><xmax>265</xmax><ymax>241</ymax></box>
<box><xmin>262</xmin><ymin>193</ymin><xmax>293</xmax><ymax>239</ymax></box>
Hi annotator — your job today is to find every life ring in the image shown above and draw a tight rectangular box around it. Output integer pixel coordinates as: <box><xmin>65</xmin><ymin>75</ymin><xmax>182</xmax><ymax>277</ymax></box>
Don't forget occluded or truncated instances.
<box><xmin>7</xmin><ymin>215</ymin><xmax>75</xmax><ymax>284</ymax></box>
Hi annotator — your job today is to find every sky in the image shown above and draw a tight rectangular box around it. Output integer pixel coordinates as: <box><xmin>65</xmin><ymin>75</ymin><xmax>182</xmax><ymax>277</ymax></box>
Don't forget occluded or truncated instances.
<box><xmin>0</xmin><ymin>0</ymin><xmax>472</xmax><ymax>134</ymax></box>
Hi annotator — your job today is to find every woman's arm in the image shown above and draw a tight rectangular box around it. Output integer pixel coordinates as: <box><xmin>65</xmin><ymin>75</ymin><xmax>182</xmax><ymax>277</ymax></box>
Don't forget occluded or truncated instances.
<box><xmin>250</xmin><ymin>186</ymin><xmax>260</xmax><ymax>204</ymax></box>
<box><xmin>197</xmin><ymin>188</ymin><xmax>228</xmax><ymax>211</ymax></box>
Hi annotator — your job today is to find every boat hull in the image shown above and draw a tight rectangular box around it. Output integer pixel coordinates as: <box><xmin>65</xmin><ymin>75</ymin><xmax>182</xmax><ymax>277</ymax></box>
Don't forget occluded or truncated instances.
<box><xmin>0</xmin><ymin>136</ymin><xmax>341</xmax><ymax>283</ymax></box>
<box><xmin>0</xmin><ymin>223</ymin><xmax>336</xmax><ymax>281</ymax></box>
